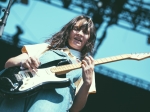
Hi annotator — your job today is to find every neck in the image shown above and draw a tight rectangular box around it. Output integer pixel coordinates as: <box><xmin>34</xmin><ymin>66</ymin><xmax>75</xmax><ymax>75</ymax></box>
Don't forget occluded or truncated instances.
<box><xmin>66</xmin><ymin>46</ymin><xmax>81</xmax><ymax>60</ymax></box>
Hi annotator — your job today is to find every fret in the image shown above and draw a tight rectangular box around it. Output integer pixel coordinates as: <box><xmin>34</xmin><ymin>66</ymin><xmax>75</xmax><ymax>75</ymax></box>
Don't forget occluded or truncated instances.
<box><xmin>94</xmin><ymin>60</ymin><xmax>100</xmax><ymax>65</ymax></box>
<box><xmin>73</xmin><ymin>64</ymin><xmax>81</xmax><ymax>69</ymax></box>
<box><xmin>68</xmin><ymin>65</ymin><xmax>73</xmax><ymax>70</ymax></box>
<box><xmin>72</xmin><ymin>64</ymin><xmax>77</xmax><ymax>68</ymax></box>
<box><xmin>110</xmin><ymin>56</ymin><xmax>116</xmax><ymax>61</ymax></box>
<box><xmin>64</xmin><ymin>65</ymin><xmax>68</xmax><ymax>70</ymax></box>
<box><xmin>121</xmin><ymin>54</ymin><xmax>129</xmax><ymax>58</ymax></box>
<box><xmin>59</xmin><ymin>66</ymin><xmax>64</xmax><ymax>71</ymax></box>
<box><xmin>113</xmin><ymin>56</ymin><xmax>117</xmax><ymax>60</ymax></box>
<box><xmin>116</xmin><ymin>55</ymin><xmax>123</xmax><ymax>60</ymax></box>
<box><xmin>105</xmin><ymin>57</ymin><xmax>111</xmax><ymax>62</ymax></box>
<box><xmin>62</xmin><ymin>66</ymin><xmax>67</xmax><ymax>70</ymax></box>
<box><xmin>101</xmin><ymin>58</ymin><xmax>107</xmax><ymax>63</ymax></box>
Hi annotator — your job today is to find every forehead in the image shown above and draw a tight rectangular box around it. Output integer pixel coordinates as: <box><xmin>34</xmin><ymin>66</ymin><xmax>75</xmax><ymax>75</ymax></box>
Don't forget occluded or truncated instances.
<box><xmin>75</xmin><ymin>19</ymin><xmax>88</xmax><ymax>27</ymax></box>
<box><xmin>74</xmin><ymin>19</ymin><xmax>90</xmax><ymax>32</ymax></box>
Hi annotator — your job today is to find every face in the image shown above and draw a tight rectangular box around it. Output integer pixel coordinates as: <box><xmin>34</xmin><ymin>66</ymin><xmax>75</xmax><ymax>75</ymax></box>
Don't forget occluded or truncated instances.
<box><xmin>68</xmin><ymin>19</ymin><xmax>90</xmax><ymax>51</ymax></box>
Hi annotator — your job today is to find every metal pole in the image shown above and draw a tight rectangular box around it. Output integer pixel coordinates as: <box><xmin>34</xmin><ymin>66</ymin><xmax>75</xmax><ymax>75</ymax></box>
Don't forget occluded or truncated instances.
<box><xmin>0</xmin><ymin>0</ymin><xmax>14</xmax><ymax>38</ymax></box>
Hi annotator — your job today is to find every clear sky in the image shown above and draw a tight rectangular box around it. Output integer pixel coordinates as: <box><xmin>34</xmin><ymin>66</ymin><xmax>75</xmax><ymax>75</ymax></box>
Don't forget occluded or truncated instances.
<box><xmin>1</xmin><ymin>1</ymin><xmax>150</xmax><ymax>84</ymax></box>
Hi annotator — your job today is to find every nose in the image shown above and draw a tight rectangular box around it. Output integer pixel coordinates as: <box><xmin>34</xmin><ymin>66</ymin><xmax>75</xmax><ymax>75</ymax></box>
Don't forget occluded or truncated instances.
<box><xmin>77</xmin><ymin>30</ymin><xmax>84</xmax><ymax>36</ymax></box>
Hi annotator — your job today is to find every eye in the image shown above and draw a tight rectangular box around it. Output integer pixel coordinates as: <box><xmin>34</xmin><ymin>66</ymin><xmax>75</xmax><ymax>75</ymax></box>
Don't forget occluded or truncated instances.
<box><xmin>73</xmin><ymin>26</ymin><xmax>79</xmax><ymax>31</ymax></box>
<box><xmin>83</xmin><ymin>30</ymin><xmax>89</xmax><ymax>34</ymax></box>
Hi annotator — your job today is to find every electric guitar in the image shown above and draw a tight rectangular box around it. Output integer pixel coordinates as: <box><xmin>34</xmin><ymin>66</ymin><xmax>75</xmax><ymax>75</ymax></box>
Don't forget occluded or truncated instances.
<box><xmin>0</xmin><ymin>53</ymin><xmax>150</xmax><ymax>99</ymax></box>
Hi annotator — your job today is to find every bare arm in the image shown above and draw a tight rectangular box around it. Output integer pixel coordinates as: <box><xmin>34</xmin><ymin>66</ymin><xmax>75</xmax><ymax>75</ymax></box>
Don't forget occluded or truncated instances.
<box><xmin>70</xmin><ymin>56</ymin><xmax>94</xmax><ymax>112</ymax></box>
<box><xmin>5</xmin><ymin>53</ymin><xmax>29</xmax><ymax>68</ymax></box>
<box><xmin>5</xmin><ymin>53</ymin><xmax>40</xmax><ymax>71</ymax></box>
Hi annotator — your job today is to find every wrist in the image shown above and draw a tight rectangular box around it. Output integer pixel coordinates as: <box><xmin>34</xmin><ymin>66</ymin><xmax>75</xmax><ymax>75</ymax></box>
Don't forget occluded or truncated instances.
<box><xmin>82</xmin><ymin>81</ymin><xmax>91</xmax><ymax>88</ymax></box>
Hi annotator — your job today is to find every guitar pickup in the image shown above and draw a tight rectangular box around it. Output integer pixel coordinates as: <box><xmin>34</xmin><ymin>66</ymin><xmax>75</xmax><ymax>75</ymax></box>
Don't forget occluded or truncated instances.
<box><xmin>14</xmin><ymin>74</ymin><xmax>22</xmax><ymax>81</ymax></box>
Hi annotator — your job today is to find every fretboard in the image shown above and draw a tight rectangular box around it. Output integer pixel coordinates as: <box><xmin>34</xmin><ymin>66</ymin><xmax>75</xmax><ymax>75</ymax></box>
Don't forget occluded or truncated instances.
<box><xmin>50</xmin><ymin>54</ymin><xmax>130</xmax><ymax>75</ymax></box>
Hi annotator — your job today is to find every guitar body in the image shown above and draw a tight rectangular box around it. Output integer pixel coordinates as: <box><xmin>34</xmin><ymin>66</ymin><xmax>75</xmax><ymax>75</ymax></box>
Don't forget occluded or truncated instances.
<box><xmin>0</xmin><ymin>59</ymin><xmax>71</xmax><ymax>99</ymax></box>
<box><xmin>0</xmin><ymin>52</ymin><xmax>149</xmax><ymax>99</ymax></box>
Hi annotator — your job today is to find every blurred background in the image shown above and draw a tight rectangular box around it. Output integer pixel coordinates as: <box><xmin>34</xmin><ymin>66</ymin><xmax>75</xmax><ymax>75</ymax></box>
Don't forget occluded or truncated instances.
<box><xmin>0</xmin><ymin>0</ymin><xmax>150</xmax><ymax>112</ymax></box>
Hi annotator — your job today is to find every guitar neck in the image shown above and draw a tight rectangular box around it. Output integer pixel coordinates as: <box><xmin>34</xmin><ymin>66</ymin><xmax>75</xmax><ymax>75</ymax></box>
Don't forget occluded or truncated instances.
<box><xmin>94</xmin><ymin>54</ymin><xmax>130</xmax><ymax>65</ymax></box>
<box><xmin>50</xmin><ymin>54</ymin><xmax>131</xmax><ymax>75</ymax></box>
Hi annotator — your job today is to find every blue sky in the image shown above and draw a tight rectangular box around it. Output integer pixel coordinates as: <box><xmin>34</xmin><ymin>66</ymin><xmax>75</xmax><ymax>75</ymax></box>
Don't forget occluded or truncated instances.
<box><xmin>1</xmin><ymin>1</ymin><xmax>150</xmax><ymax>84</ymax></box>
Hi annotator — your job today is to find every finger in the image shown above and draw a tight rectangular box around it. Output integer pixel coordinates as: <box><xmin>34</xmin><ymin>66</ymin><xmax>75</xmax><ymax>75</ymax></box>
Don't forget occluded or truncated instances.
<box><xmin>30</xmin><ymin>57</ymin><xmax>40</xmax><ymax>68</ymax></box>
<box><xmin>82</xmin><ymin>60</ymin><xmax>88</xmax><ymax>67</ymax></box>
<box><xmin>24</xmin><ymin>58</ymin><xmax>37</xmax><ymax>72</ymax></box>
<box><xmin>89</xmin><ymin>56</ymin><xmax>94</xmax><ymax>65</ymax></box>
<box><xmin>29</xmin><ymin>58</ymin><xmax>40</xmax><ymax>72</ymax></box>
<box><xmin>23</xmin><ymin>59</ymin><xmax>33</xmax><ymax>72</ymax></box>
<box><xmin>84</xmin><ymin>56</ymin><xmax>91</xmax><ymax>65</ymax></box>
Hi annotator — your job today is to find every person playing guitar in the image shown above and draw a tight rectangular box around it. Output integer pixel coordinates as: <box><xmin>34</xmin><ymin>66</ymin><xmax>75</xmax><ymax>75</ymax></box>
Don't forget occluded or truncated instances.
<box><xmin>0</xmin><ymin>15</ymin><xmax>96</xmax><ymax>112</ymax></box>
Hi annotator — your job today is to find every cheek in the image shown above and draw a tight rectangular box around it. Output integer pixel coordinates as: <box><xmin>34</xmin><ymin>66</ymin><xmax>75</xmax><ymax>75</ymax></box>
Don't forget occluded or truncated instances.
<box><xmin>68</xmin><ymin>33</ymin><xmax>74</xmax><ymax>46</ymax></box>
<box><xmin>82</xmin><ymin>36</ymin><xmax>90</xmax><ymax>47</ymax></box>
<box><xmin>84</xmin><ymin>36</ymin><xmax>90</xmax><ymax>43</ymax></box>
<box><xmin>69</xmin><ymin>31</ymin><xmax>74</xmax><ymax>40</ymax></box>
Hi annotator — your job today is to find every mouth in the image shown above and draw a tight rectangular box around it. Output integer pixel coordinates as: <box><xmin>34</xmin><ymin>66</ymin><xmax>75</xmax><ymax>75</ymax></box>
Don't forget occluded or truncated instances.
<box><xmin>74</xmin><ymin>37</ymin><xmax>82</xmax><ymax>43</ymax></box>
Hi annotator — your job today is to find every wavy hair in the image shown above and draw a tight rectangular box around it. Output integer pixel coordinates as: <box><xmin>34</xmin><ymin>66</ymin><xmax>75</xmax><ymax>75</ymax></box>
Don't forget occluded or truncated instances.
<box><xmin>45</xmin><ymin>15</ymin><xmax>96</xmax><ymax>58</ymax></box>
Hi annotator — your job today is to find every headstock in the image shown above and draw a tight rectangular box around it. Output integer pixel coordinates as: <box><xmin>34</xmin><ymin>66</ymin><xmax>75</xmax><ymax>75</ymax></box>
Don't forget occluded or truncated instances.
<box><xmin>129</xmin><ymin>53</ymin><xmax>150</xmax><ymax>60</ymax></box>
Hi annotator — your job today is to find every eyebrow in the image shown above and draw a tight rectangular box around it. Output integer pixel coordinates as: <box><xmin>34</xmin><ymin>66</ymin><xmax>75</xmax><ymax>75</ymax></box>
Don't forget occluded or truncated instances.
<box><xmin>75</xmin><ymin>23</ymin><xmax>89</xmax><ymax>30</ymax></box>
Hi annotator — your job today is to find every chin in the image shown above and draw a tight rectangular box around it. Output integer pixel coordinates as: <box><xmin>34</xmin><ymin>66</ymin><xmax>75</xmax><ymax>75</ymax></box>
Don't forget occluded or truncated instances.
<box><xmin>68</xmin><ymin>43</ymin><xmax>82</xmax><ymax>50</ymax></box>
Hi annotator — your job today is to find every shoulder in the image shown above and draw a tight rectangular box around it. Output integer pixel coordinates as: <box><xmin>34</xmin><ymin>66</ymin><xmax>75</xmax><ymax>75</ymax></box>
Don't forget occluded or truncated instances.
<box><xmin>21</xmin><ymin>43</ymin><xmax>50</xmax><ymax>57</ymax></box>
<box><xmin>22</xmin><ymin>43</ymin><xmax>49</xmax><ymax>51</ymax></box>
